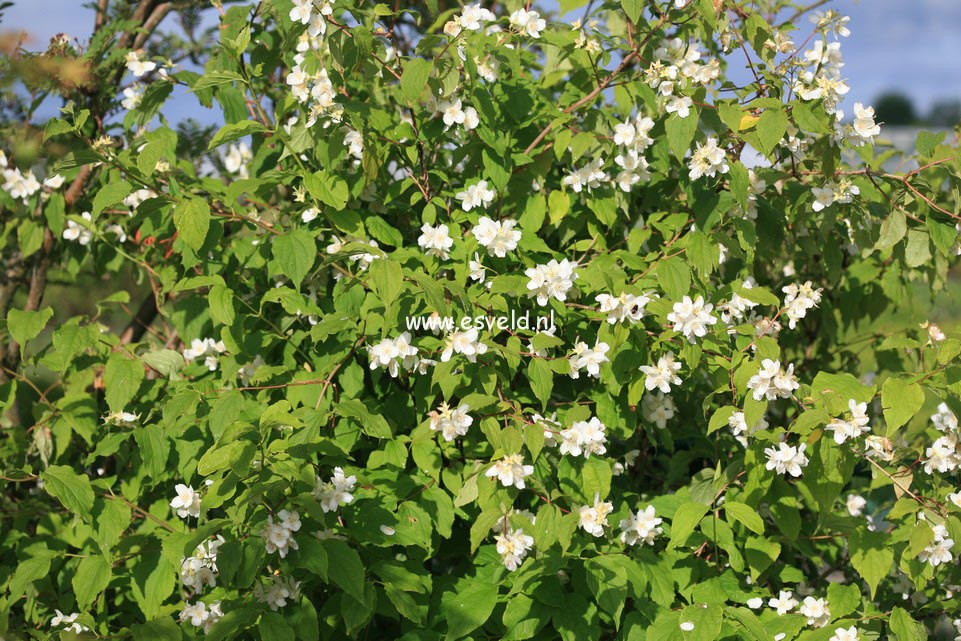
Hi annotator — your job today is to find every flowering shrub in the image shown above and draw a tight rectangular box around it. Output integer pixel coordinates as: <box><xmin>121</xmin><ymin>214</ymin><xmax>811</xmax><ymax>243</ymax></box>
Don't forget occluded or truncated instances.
<box><xmin>2</xmin><ymin>0</ymin><xmax>961</xmax><ymax>639</ymax></box>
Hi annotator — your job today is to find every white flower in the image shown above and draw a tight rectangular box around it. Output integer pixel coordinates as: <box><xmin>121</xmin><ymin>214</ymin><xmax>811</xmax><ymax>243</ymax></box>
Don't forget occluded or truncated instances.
<box><xmin>344</xmin><ymin>129</ymin><xmax>363</xmax><ymax>160</ymax></box>
<box><xmin>559</xmin><ymin>417</ymin><xmax>607</xmax><ymax>458</ymax></box>
<box><xmin>846</xmin><ymin>494</ymin><xmax>866</xmax><ymax>517</ymax></box>
<box><xmin>925</xmin><ymin>433</ymin><xmax>961</xmax><ymax>474</ymax></box>
<box><xmin>746</xmin><ymin>597</ymin><xmax>764</xmax><ymax>609</ymax></box>
<box><xmin>417</xmin><ymin>222</ymin><xmax>454</xmax><ymax>259</ymax></box>
<box><xmin>469</xmin><ymin>252</ymin><xmax>486</xmax><ymax>283</ymax></box>
<box><xmin>642</xmin><ymin>392</ymin><xmax>676</xmax><ymax>429</ymax></box>
<box><xmin>562</xmin><ymin>157</ymin><xmax>608</xmax><ymax>193</ymax></box>
<box><xmin>679</xmin><ymin>621</ymin><xmax>695</xmax><ymax>632</ymax></box>
<box><xmin>829</xmin><ymin>627</ymin><xmax>859</xmax><ymax>641</ymax></box>
<box><xmin>933</xmin><ymin>403</ymin><xmax>959</xmax><ymax>432</ymax></box>
<box><xmin>495</xmin><ymin>528</ymin><xmax>534</xmax><ymax>570</ymax></box>
<box><xmin>688</xmin><ymin>137</ymin><xmax>728</xmax><ymax>180</ymax></box>
<box><xmin>262</xmin><ymin>512</ymin><xmax>300</xmax><ymax>558</ymax></box>
<box><xmin>456</xmin><ymin>180</ymin><xmax>496</xmax><ymax>210</ymax></box>
<box><xmin>769</xmin><ymin>590</ymin><xmax>798</xmax><ymax>615</ymax></box>
<box><xmin>764</xmin><ymin>442</ymin><xmax>809</xmax><ymax>477</ymax></box>
<box><xmin>526</xmin><ymin>259</ymin><xmax>578</xmax><ymax>306</ymax></box>
<box><xmin>63</xmin><ymin>211</ymin><xmax>94</xmax><ymax>245</ymax></box>
<box><xmin>509</xmin><ymin>8</ymin><xmax>546</xmax><ymax>38</ymax></box>
<box><xmin>472</xmin><ymin>216</ymin><xmax>522</xmax><ymax>257</ymax></box>
<box><xmin>485</xmin><ymin>454</ymin><xmax>534</xmax><ymax>489</ymax></box>
<box><xmin>224</xmin><ymin>142</ymin><xmax>252</xmax><ymax>179</ymax></box>
<box><xmin>312</xmin><ymin>467</ymin><xmax>356</xmax><ymax>513</ymax></box>
<box><xmin>920</xmin><ymin>523</ymin><xmax>955</xmax><ymax>567</ymax></box>
<box><xmin>42</xmin><ymin>173</ymin><xmax>65</xmax><ymax>190</ymax></box>
<box><xmin>619</xmin><ymin>505</ymin><xmax>662</xmax><ymax>546</ymax></box>
<box><xmin>613</xmin><ymin>120</ymin><xmax>636</xmax><ymax>147</ymax></box>
<box><xmin>183</xmin><ymin>337</ymin><xmax>227</xmax><ymax>371</ymax></box>
<box><xmin>255</xmin><ymin>575</ymin><xmax>301</xmax><ymax>611</ymax></box>
<box><xmin>301</xmin><ymin>207</ymin><xmax>318</xmax><ymax>223</ymax></box>
<box><xmin>665</xmin><ymin>95</ymin><xmax>693</xmax><ymax>118</ymax></box>
<box><xmin>429</xmin><ymin>402</ymin><xmax>473</xmax><ymax>441</ymax></box>
<box><xmin>125</xmin><ymin>50</ymin><xmax>157</xmax><ymax>77</ymax></box>
<box><xmin>667</xmin><ymin>295</ymin><xmax>718</xmax><ymax>343</ymax></box>
<box><xmin>747</xmin><ymin>359</ymin><xmax>799</xmax><ymax>401</ymax></box>
<box><xmin>170</xmin><ymin>483</ymin><xmax>202</xmax><ymax>519</ymax></box>
<box><xmin>458</xmin><ymin>3</ymin><xmax>494</xmax><ymax>31</ymax></box>
<box><xmin>596</xmin><ymin>292</ymin><xmax>655</xmax><ymax>324</ymax></box>
<box><xmin>782</xmin><ymin>281</ymin><xmax>823</xmax><ymax>329</ymax></box>
<box><xmin>578</xmin><ymin>493</ymin><xmax>614</xmax><ymax>537</ymax></box>
<box><xmin>441</xmin><ymin>328</ymin><xmax>488</xmax><ymax>363</ymax></box>
<box><xmin>850</xmin><ymin>103</ymin><xmax>880</xmax><ymax>144</ymax></box>
<box><xmin>2</xmin><ymin>167</ymin><xmax>41</xmax><ymax>201</ymax></box>
<box><xmin>180</xmin><ymin>536</ymin><xmax>224</xmax><ymax>594</ymax></box>
<box><xmin>826</xmin><ymin>399</ymin><xmax>871</xmax><ymax>444</ymax></box>
<box><xmin>367</xmin><ymin>332</ymin><xmax>419</xmax><ymax>377</ymax></box>
<box><xmin>121</xmin><ymin>84</ymin><xmax>144</xmax><ymax>110</ymax></box>
<box><xmin>799</xmin><ymin>596</ymin><xmax>830</xmax><ymax>628</ymax></box>
<box><xmin>51</xmin><ymin>610</ymin><xmax>89</xmax><ymax>633</ymax></box>
<box><xmin>289</xmin><ymin>0</ymin><xmax>313</xmax><ymax>24</ymax></box>
<box><xmin>727</xmin><ymin>411</ymin><xmax>768</xmax><ymax>447</ymax></box>
<box><xmin>180</xmin><ymin>600</ymin><xmax>223</xmax><ymax>634</ymax></box>
<box><xmin>640</xmin><ymin>354</ymin><xmax>682</xmax><ymax>394</ymax></box>
<box><xmin>569</xmin><ymin>340</ymin><xmax>609</xmax><ymax>379</ymax></box>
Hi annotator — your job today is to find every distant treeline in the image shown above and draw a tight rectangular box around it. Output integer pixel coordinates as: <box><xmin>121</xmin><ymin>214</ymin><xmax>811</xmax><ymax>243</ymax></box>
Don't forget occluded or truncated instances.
<box><xmin>874</xmin><ymin>92</ymin><xmax>961</xmax><ymax>127</ymax></box>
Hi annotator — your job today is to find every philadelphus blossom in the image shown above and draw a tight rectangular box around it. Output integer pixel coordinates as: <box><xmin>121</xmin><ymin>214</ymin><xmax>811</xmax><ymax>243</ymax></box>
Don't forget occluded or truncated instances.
<box><xmin>596</xmin><ymin>291</ymin><xmax>655</xmax><ymax>324</ymax></box>
<box><xmin>124</xmin><ymin>50</ymin><xmax>156</xmax><ymax>77</ymax></box>
<box><xmin>613</xmin><ymin>149</ymin><xmax>651</xmax><ymax>192</ymax></box>
<box><xmin>472</xmin><ymin>216</ymin><xmax>522</xmax><ymax>257</ymax></box>
<box><xmin>718</xmin><ymin>280</ymin><xmax>760</xmax><ymax>324</ymax></box>
<box><xmin>811</xmin><ymin>178</ymin><xmax>859</xmax><ymax>212</ymax></box>
<box><xmin>640</xmin><ymin>354</ymin><xmax>682</xmax><ymax>394</ymax></box>
<box><xmin>121</xmin><ymin>84</ymin><xmax>143</xmax><ymax>110</ymax></box>
<box><xmin>562</xmin><ymin>157</ymin><xmax>607</xmax><ymax>193</ymax></box>
<box><xmin>261</xmin><ymin>509</ymin><xmax>301</xmax><ymax>558</ymax></box>
<box><xmin>920</xmin><ymin>523</ymin><xmax>955</xmax><ymax>567</ymax></box>
<box><xmin>367</xmin><ymin>332</ymin><xmax>419</xmax><ymax>377</ymax></box>
<box><xmin>559</xmin><ymin>417</ymin><xmax>607</xmax><ymax>458</ymax></box>
<box><xmin>224</xmin><ymin>142</ymin><xmax>252</xmax><ymax>179</ymax></box>
<box><xmin>688</xmin><ymin>137</ymin><xmax>729</xmax><ymax>180</ymax></box>
<box><xmin>578</xmin><ymin>493</ymin><xmax>614</xmax><ymax>537</ymax></box>
<box><xmin>344</xmin><ymin>129</ymin><xmax>363</xmax><ymax>160</ymax></box>
<box><xmin>829</xmin><ymin>627</ymin><xmax>859</xmax><ymax>641</ymax></box>
<box><xmin>326</xmin><ymin>234</ymin><xmax>381</xmax><ymax>272</ymax></box>
<box><xmin>769</xmin><ymin>590</ymin><xmax>799</xmax><ymax>615</ymax></box>
<box><xmin>526</xmin><ymin>259</ymin><xmax>578</xmax><ymax>305</ymax></box>
<box><xmin>429</xmin><ymin>402</ymin><xmax>473</xmax><ymax>441</ymax></box>
<box><xmin>63</xmin><ymin>211</ymin><xmax>94</xmax><ymax>245</ymax></box>
<box><xmin>782</xmin><ymin>281</ymin><xmax>823</xmax><ymax>329</ymax></box>
<box><xmin>643</xmin><ymin>392</ymin><xmax>676</xmax><ymax>429</ymax></box>
<box><xmin>933</xmin><ymin>403</ymin><xmax>959</xmax><ymax>432</ymax></box>
<box><xmin>846</xmin><ymin>494</ymin><xmax>867</xmax><ymax>517</ymax></box>
<box><xmin>728</xmin><ymin>411</ymin><xmax>768</xmax><ymax>447</ymax></box>
<box><xmin>441</xmin><ymin>328</ymin><xmax>488</xmax><ymax>362</ymax></box>
<box><xmin>180</xmin><ymin>536</ymin><xmax>224</xmax><ymax>594</ymax></box>
<box><xmin>799</xmin><ymin>596</ymin><xmax>830</xmax><ymax>627</ymax></box>
<box><xmin>3</xmin><ymin>166</ymin><xmax>41</xmax><ymax>202</ymax></box>
<box><xmin>569</xmin><ymin>340</ymin><xmax>610</xmax><ymax>379</ymax></box>
<box><xmin>667</xmin><ymin>295</ymin><xmax>718</xmax><ymax>343</ymax></box>
<box><xmin>312</xmin><ymin>467</ymin><xmax>356</xmax><ymax>513</ymax></box>
<box><xmin>764</xmin><ymin>441</ymin><xmax>809</xmax><ymax>477</ymax></box>
<box><xmin>51</xmin><ymin>611</ymin><xmax>89</xmax><ymax>634</ymax></box>
<box><xmin>509</xmin><ymin>8</ymin><xmax>546</xmax><ymax>38</ymax></box>
<box><xmin>495</xmin><ymin>528</ymin><xmax>534</xmax><ymax>571</ymax></box>
<box><xmin>255</xmin><ymin>575</ymin><xmax>301</xmax><ymax>611</ymax></box>
<box><xmin>417</xmin><ymin>222</ymin><xmax>454</xmax><ymax>259</ymax></box>
<box><xmin>826</xmin><ymin>399</ymin><xmax>871</xmax><ymax>444</ymax></box>
<box><xmin>747</xmin><ymin>359</ymin><xmax>799</xmax><ymax>401</ymax></box>
<box><xmin>179</xmin><ymin>600</ymin><xmax>223</xmax><ymax>634</ymax></box>
<box><xmin>619</xmin><ymin>505</ymin><xmax>662</xmax><ymax>546</ymax></box>
<box><xmin>438</xmin><ymin>98</ymin><xmax>479</xmax><ymax>132</ymax></box>
<box><xmin>456</xmin><ymin>180</ymin><xmax>495</xmax><ymax>210</ymax></box>
<box><xmin>183</xmin><ymin>337</ymin><xmax>227</xmax><ymax>371</ymax></box>
<box><xmin>485</xmin><ymin>454</ymin><xmax>534</xmax><ymax>489</ymax></box>
<box><xmin>170</xmin><ymin>483</ymin><xmax>202</xmax><ymax>519</ymax></box>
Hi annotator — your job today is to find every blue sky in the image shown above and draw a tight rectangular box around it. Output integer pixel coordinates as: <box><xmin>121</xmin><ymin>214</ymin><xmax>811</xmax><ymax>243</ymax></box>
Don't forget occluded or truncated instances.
<box><xmin>3</xmin><ymin>0</ymin><xmax>960</xmax><ymax>124</ymax></box>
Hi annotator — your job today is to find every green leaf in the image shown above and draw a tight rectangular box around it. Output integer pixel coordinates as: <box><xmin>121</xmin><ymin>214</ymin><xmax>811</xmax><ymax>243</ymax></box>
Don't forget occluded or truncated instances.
<box><xmin>305</xmin><ymin>170</ymin><xmax>349</xmax><ymax>210</ymax></box>
<box><xmin>581</xmin><ymin>457</ymin><xmax>612</xmax><ymax>500</ymax></box>
<box><xmin>889</xmin><ymin>607</ymin><xmax>926</xmax><ymax>641</ymax></box>
<box><xmin>7</xmin><ymin>306</ymin><xmax>54</xmax><ymax>348</ymax></box>
<box><xmin>259</xmin><ymin>612</ymin><xmax>296</xmax><ymax>641</ymax></box>
<box><xmin>272</xmin><ymin>228</ymin><xmax>316</xmax><ymax>289</ymax></box>
<box><xmin>849</xmin><ymin>529</ymin><xmax>893</xmax><ymax>599</ymax></box>
<box><xmin>755</xmin><ymin>108</ymin><xmax>788</xmax><ymax>157</ymax></box>
<box><xmin>875</xmin><ymin>209</ymin><xmax>907</xmax><ymax>250</ymax></box>
<box><xmin>904</xmin><ymin>229</ymin><xmax>931</xmax><ymax>267</ymax></box>
<box><xmin>442</xmin><ymin>581</ymin><xmax>498</xmax><ymax>641</ymax></box>
<box><xmin>724</xmin><ymin>501</ymin><xmax>764</xmax><ymax>534</ymax></box>
<box><xmin>528</xmin><ymin>358</ymin><xmax>553</xmax><ymax>408</ymax></box>
<box><xmin>73</xmin><ymin>555</ymin><xmax>112</xmax><ymax>609</ymax></box>
<box><xmin>621</xmin><ymin>0</ymin><xmax>643</xmax><ymax>23</ymax></box>
<box><xmin>881</xmin><ymin>377</ymin><xmax>925</xmax><ymax>435</ymax></box>
<box><xmin>666</xmin><ymin>112</ymin><xmax>699</xmax><ymax>161</ymax></box>
<box><xmin>400</xmin><ymin>58</ymin><xmax>432</xmax><ymax>102</ymax></box>
<box><xmin>142</xmin><ymin>349</ymin><xmax>186</xmax><ymax>377</ymax></box>
<box><xmin>657</xmin><ymin>256</ymin><xmax>691</xmax><ymax>300</ymax></box>
<box><xmin>92</xmin><ymin>180</ymin><xmax>132</xmax><ymax>215</ymax></box>
<box><xmin>669</xmin><ymin>502</ymin><xmax>709</xmax><ymax>549</ymax></box>
<box><xmin>132</xmin><ymin>617</ymin><xmax>182</xmax><ymax>641</ymax></box>
<box><xmin>322</xmin><ymin>539</ymin><xmax>366</xmax><ymax>603</ymax></box>
<box><xmin>173</xmin><ymin>197</ymin><xmax>211</xmax><ymax>251</ymax></box>
<box><xmin>104</xmin><ymin>353</ymin><xmax>144</xmax><ymax>413</ymax></box>
<box><xmin>133</xmin><ymin>425</ymin><xmax>170</xmax><ymax>479</ymax></box>
<box><xmin>42</xmin><ymin>465</ymin><xmax>95</xmax><ymax>519</ymax></box>
<box><xmin>368</xmin><ymin>259</ymin><xmax>404</xmax><ymax>312</ymax></box>
<box><xmin>744</xmin><ymin>536</ymin><xmax>780</xmax><ymax>579</ymax></box>
<box><xmin>208</xmin><ymin>120</ymin><xmax>267</xmax><ymax>150</ymax></box>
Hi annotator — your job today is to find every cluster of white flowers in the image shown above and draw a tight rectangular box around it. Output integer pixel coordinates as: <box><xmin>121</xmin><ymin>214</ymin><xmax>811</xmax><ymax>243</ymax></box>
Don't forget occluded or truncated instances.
<box><xmin>642</xmin><ymin>392</ymin><xmax>676</xmax><ymax>429</ymax></box>
<box><xmin>920</xmin><ymin>522</ymin><xmax>955</xmax><ymax>567</ymax></box>
<box><xmin>747</xmin><ymin>359</ymin><xmax>799</xmax><ymax>401</ymax></box>
<box><xmin>485</xmin><ymin>454</ymin><xmax>534</xmax><ymax>489</ymax></box>
<box><xmin>121</xmin><ymin>84</ymin><xmax>144</xmax><ymax>110</ymax></box>
<box><xmin>51</xmin><ymin>610</ymin><xmax>89</xmax><ymax>634</ymax></box>
<box><xmin>835</xmin><ymin>103</ymin><xmax>880</xmax><ymax>147</ymax></box>
<box><xmin>727</xmin><ymin>411</ymin><xmax>768</xmax><ymax>447</ymax></box>
<box><xmin>562</xmin><ymin>157</ymin><xmax>608</xmax><ymax>193</ymax></box>
<box><xmin>569</xmin><ymin>340</ymin><xmax>610</xmax><ymax>379</ymax></box>
<box><xmin>596</xmin><ymin>291</ymin><xmax>655</xmax><ymax>324</ymax></box>
<box><xmin>441</xmin><ymin>328</ymin><xmax>488</xmax><ymax>363</ymax></box>
<box><xmin>367</xmin><ymin>332</ymin><xmax>422</xmax><ymax>377</ymax></box>
<box><xmin>799</xmin><ymin>596</ymin><xmax>831</xmax><ymax>627</ymax></box>
<box><xmin>559</xmin><ymin>417</ymin><xmax>607</xmax><ymax>458</ymax></box>
<box><xmin>826</xmin><ymin>399</ymin><xmax>871</xmax><ymax>444</ymax></box>
<box><xmin>170</xmin><ymin>483</ymin><xmax>203</xmax><ymax>519</ymax></box>
<box><xmin>688</xmin><ymin>137</ymin><xmax>729</xmax><ymax>180</ymax></box>
<box><xmin>443</xmin><ymin>3</ymin><xmax>495</xmax><ymax>37</ymax></box>
<box><xmin>667</xmin><ymin>295</ymin><xmax>718</xmax><ymax>343</ymax></box>
<box><xmin>793</xmin><ymin>36</ymin><xmax>849</xmax><ymax>114</ymax></box>
<box><xmin>223</xmin><ymin>142</ymin><xmax>252</xmax><ymax>179</ymax></box>
<box><xmin>612</xmin><ymin>449</ymin><xmax>640</xmax><ymax>476</ymax></box>
<box><xmin>509</xmin><ymin>8</ymin><xmax>546</xmax><ymax>38</ymax></box>
<box><xmin>261</xmin><ymin>509</ymin><xmax>302</xmax><ymax>558</ymax></box>
<box><xmin>180</xmin><ymin>536</ymin><xmax>224</xmax><ymax>594</ymax></box>
<box><xmin>619</xmin><ymin>505</ymin><xmax>662</xmax><ymax>546</ymax></box>
<box><xmin>718</xmin><ymin>279</ymin><xmax>760</xmax><ymax>324</ymax></box>
<box><xmin>472</xmin><ymin>216</ymin><xmax>521</xmax><ymax>257</ymax></box>
<box><xmin>811</xmin><ymin>178</ymin><xmax>859</xmax><ymax>212</ymax></box>
<box><xmin>764</xmin><ymin>441</ymin><xmax>809</xmax><ymax>477</ymax></box>
<box><xmin>312</xmin><ymin>467</ymin><xmax>356</xmax><ymax>513</ymax></box>
<box><xmin>183</xmin><ymin>337</ymin><xmax>228</xmax><ymax>371</ymax></box>
<box><xmin>495</xmin><ymin>527</ymin><xmax>534</xmax><ymax>571</ymax></box>
<box><xmin>2</xmin><ymin>158</ymin><xmax>41</xmax><ymax>202</ymax></box>
<box><xmin>526</xmin><ymin>259</ymin><xmax>578</xmax><ymax>306</ymax></box>
<box><xmin>924</xmin><ymin>403</ymin><xmax>961</xmax><ymax>474</ymax></box>
<box><xmin>179</xmin><ymin>600</ymin><xmax>223</xmax><ymax>634</ymax></box>
<box><xmin>124</xmin><ymin>50</ymin><xmax>157</xmax><ymax>77</ymax></box>
<box><xmin>456</xmin><ymin>180</ymin><xmax>496</xmax><ymax>210</ymax></box>
<box><xmin>782</xmin><ymin>281</ymin><xmax>823</xmax><ymax>329</ymax></box>
<box><xmin>63</xmin><ymin>211</ymin><xmax>94</xmax><ymax>245</ymax></box>
<box><xmin>829</xmin><ymin>627</ymin><xmax>860</xmax><ymax>641</ymax></box>
<box><xmin>610</xmin><ymin>114</ymin><xmax>655</xmax><ymax>191</ymax></box>
<box><xmin>645</xmin><ymin>38</ymin><xmax>719</xmax><ymax>116</ymax></box>
<box><xmin>417</xmin><ymin>222</ymin><xmax>454</xmax><ymax>259</ymax></box>
<box><xmin>429</xmin><ymin>402</ymin><xmax>473</xmax><ymax>441</ymax></box>
<box><xmin>103</xmin><ymin>409</ymin><xmax>139</xmax><ymax>426</ymax></box>
<box><xmin>578</xmin><ymin>493</ymin><xmax>614</xmax><ymax>537</ymax></box>
<box><xmin>437</xmin><ymin>97</ymin><xmax>480</xmax><ymax>133</ymax></box>
<box><xmin>640</xmin><ymin>355</ymin><xmax>682</xmax><ymax>394</ymax></box>
<box><xmin>255</xmin><ymin>575</ymin><xmax>301</xmax><ymax>611</ymax></box>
